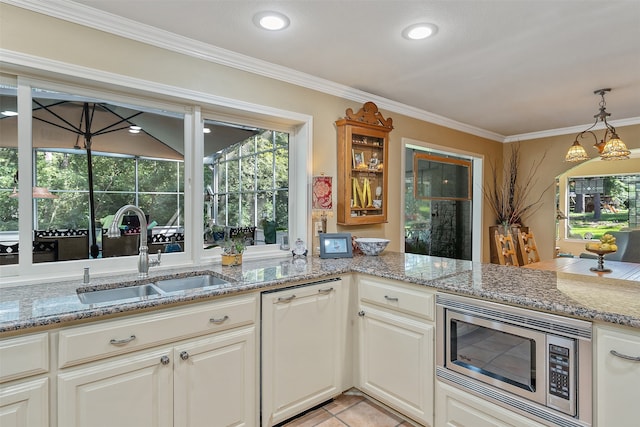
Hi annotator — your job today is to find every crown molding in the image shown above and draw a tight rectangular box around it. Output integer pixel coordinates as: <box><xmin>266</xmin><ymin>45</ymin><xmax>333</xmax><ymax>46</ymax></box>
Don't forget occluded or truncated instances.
<box><xmin>4</xmin><ymin>0</ymin><xmax>505</xmax><ymax>142</ymax></box>
<box><xmin>504</xmin><ymin>117</ymin><xmax>640</xmax><ymax>143</ymax></box>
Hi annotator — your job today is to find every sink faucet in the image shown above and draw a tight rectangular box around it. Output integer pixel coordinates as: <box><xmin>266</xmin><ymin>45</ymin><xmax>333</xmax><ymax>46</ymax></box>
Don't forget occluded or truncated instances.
<box><xmin>107</xmin><ymin>204</ymin><xmax>161</xmax><ymax>278</ymax></box>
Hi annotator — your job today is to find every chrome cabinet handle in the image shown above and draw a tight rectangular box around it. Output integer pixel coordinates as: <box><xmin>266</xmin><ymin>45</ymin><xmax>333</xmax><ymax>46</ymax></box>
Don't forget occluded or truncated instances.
<box><xmin>180</xmin><ymin>351</ymin><xmax>189</xmax><ymax>361</ymax></box>
<box><xmin>610</xmin><ymin>350</ymin><xmax>640</xmax><ymax>361</ymax></box>
<box><xmin>358</xmin><ymin>310</ymin><xmax>365</xmax><ymax>317</ymax></box>
<box><xmin>276</xmin><ymin>294</ymin><xmax>296</xmax><ymax>303</ymax></box>
<box><xmin>109</xmin><ymin>335</ymin><xmax>136</xmax><ymax>346</ymax></box>
<box><xmin>210</xmin><ymin>315</ymin><xmax>229</xmax><ymax>324</ymax></box>
<box><xmin>160</xmin><ymin>355</ymin><xmax>170</xmax><ymax>365</ymax></box>
<box><xmin>318</xmin><ymin>287</ymin><xmax>334</xmax><ymax>294</ymax></box>
<box><xmin>384</xmin><ymin>295</ymin><xmax>399</xmax><ymax>302</ymax></box>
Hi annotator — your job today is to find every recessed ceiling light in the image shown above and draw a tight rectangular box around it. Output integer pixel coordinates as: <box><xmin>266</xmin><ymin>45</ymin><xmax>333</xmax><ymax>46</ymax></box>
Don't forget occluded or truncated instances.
<box><xmin>253</xmin><ymin>11</ymin><xmax>290</xmax><ymax>31</ymax></box>
<box><xmin>1</xmin><ymin>110</ymin><xmax>18</xmax><ymax>116</ymax></box>
<box><xmin>129</xmin><ymin>125</ymin><xmax>141</xmax><ymax>134</ymax></box>
<box><xmin>203</xmin><ymin>127</ymin><xmax>211</xmax><ymax>134</ymax></box>
<box><xmin>402</xmin><ymin>23</ymin><xmax>438</xmax><ymax>40</ymax></box>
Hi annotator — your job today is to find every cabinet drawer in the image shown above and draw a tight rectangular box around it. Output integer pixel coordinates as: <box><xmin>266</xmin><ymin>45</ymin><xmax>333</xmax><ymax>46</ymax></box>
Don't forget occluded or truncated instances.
<box><xmin>0</xmin><ymin>333</ymin><xmax>49</xmax><ymax>383</ymax></box>
<box><xmin>358</xmin><ymin>276</ymin><xmax>434</xmax><ymax>320</ymax></box>
<box><xmin>59</xmin><ymin>294</ymin><xmax>257</xmax><ymax>368</ymax></box>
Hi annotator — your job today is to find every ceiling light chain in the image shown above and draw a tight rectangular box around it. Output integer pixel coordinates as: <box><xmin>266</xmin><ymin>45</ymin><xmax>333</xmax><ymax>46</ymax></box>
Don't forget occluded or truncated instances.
<box><xmin>565</xmin><ymin>88</ymin><xmax>631</xmax><ymax>162</ymax></box>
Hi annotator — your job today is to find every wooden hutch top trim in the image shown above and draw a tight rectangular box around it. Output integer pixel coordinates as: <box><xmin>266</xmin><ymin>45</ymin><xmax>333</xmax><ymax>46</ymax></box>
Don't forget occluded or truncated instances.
<box><xmin>337</xmin><ymin>101</ymin><xmax>393</xmax><ymax>130</ymax></box>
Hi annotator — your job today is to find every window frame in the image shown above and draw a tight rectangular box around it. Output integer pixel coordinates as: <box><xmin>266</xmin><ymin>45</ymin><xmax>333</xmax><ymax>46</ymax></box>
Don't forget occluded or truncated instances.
<box><xmin>2</xmin><ymin>68</ymin><xmax>311</xmax><ymax>281</ymax></box>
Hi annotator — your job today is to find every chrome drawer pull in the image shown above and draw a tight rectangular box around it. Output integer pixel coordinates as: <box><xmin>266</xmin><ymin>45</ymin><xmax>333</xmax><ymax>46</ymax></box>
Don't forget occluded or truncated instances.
<box><xmin>109</xmin><ymin>335</ymin><xmax>136</xmax><ymax>346</ymax></box>
<box><xmin>180</xmin><ymin>351</ymin><xmax>189</xmax><ymax>361</ymax></box>
<box><xmin>318</xmin><ymin>287</ymin><xmax>334</xmax><ymax>294</ymax></box>
<box><xmin>610</xmin><ymin>350</ymin><xmax>640</xmax><ymax>361</ymax></box>
<box><xmin>384</xmin><ymin>295</ymin><xmax>399</xmax><ymax>302</ymax></box>
<box><xmin>276</xmin><ymin>294</ymin><xmax>296</xmax><ymax>303</ymax></box>
<box><xmin>210</xmin><ymin>315</ymin><xmax>229</xmax><ymax>324</ymax></box>
<box><xmin>160</xmin><ymin>355</ymin><xmax>170</xmax><ymax>365</ymax></box>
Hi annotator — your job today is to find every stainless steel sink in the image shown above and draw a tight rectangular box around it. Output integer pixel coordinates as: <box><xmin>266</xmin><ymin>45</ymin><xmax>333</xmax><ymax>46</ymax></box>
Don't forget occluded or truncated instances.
<box><xmin>154</xmin><ymin>275</ymin><xmax>229</xmax><ymax>293</ymax></box>
<box><xmin>77</xmin><ymin>274</ymin><xmax>231</xmax><ymax>305</ymax></box>
<box><xmin>77</xmin><ymin>283</ymin><xmax>161</xmax><ymax>305</ymax></box>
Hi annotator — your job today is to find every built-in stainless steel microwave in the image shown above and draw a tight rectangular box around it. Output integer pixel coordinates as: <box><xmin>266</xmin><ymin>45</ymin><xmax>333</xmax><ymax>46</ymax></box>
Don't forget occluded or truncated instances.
<box><xmin>436</xmin><ymin>294</ymin><xmax>592</xmax><ymax>427</ymax></box>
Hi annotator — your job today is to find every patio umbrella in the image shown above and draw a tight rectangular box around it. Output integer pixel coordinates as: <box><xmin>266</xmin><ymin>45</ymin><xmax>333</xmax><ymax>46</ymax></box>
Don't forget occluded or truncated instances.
<box><xmin>34</xmin><ymin>101</ymin><xmax>155</xmax><ymax>258</ymax></box>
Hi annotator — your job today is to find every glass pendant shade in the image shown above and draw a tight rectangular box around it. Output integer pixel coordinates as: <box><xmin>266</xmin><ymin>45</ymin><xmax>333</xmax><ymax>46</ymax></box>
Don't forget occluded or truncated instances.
<box><xmin>567</xmin><ymin>88</ymin><xmax>631</xmax><ymax>162</ymax></box>
<box><xmin>565</xmin><ymin>140</ymin><xmax>590</xmax><ymax>162</ymax></box>
<box><xmin>600</xmin><ymin>134</ymin><xmax>631</xmax><ymax>160</ymax></box>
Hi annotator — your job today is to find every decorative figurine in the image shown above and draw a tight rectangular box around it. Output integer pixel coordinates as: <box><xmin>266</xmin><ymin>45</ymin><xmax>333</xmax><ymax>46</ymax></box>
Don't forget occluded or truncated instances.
<box><xmin>292</xmin><ymin>238</ymin><xmax>308</xmax><ymax>257</ymax></box>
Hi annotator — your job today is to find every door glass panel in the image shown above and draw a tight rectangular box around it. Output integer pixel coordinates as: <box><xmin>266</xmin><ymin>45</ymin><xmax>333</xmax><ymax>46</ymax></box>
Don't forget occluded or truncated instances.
<box><xmin>405</xmin><ymin>148</ymin><xmax>473</xmax><ymax>260</ymax></box>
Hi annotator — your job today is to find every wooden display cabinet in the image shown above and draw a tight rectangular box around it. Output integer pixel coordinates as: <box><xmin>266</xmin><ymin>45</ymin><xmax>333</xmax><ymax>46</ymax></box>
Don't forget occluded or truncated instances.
<box><xmin>336</xmin><ymin>102</ymin><xmax>393</xmax><ymax>225</ymax></box>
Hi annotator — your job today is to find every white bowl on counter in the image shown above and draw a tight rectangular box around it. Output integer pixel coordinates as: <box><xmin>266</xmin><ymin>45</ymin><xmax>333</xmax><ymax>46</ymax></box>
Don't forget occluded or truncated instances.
<box><xmin>355</xmin><ymin>238</ymin><xmax>390</xmax><ymax>256</ymax></box>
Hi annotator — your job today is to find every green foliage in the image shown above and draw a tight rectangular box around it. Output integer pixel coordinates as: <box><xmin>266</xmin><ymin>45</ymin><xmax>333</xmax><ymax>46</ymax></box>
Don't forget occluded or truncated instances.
<box><xmin>0</xmin><ymin>148</ymin><xmax>183</xmax><ymax>231</ymax></box>
<box><xmin>208</xmin><ymin>130</ymin><xmax>289</xmax><ymax>230</ymax></box>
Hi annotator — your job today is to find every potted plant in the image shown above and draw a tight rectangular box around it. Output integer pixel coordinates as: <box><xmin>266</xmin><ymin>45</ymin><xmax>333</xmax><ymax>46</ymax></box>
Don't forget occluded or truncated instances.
<box><xmin>485</xmin><ymin>145</ymin><xmax>549</xmax><ymax>264</ymax></box>
<box><xmin>220</xmin><ymin>237</ymin><xmax>246</xmax><ymax>266</ymax></box>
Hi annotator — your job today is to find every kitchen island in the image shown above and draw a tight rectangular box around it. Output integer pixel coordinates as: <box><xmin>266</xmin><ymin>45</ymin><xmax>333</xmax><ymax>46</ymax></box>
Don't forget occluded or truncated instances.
<box><xmin>1</xmin><ymin>252</ymin><xmax>639</xmax><ymax>427</ymax></box>
<box><xmin>1</xmin><ymin>252</ymin><xmax>639</xmax><ymax>333</ymax></box>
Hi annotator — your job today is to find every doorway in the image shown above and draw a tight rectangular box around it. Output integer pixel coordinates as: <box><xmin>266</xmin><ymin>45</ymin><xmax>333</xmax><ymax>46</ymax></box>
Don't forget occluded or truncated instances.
<box><xmin>403</xmin><ymin>142</ymin><xmax>480</xmax><ymax>261</ymax></box>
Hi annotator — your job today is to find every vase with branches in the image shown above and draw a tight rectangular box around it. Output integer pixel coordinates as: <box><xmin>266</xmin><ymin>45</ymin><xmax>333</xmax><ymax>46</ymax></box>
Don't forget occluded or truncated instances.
<box><xmin>485</xmin><ymin>144</ymin><xmax>548</xmax><ymax>229</ymax></box>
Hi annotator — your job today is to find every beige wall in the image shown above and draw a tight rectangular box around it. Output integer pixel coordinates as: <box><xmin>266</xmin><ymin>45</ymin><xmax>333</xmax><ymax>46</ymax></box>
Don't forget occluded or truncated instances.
<box><xmin>15</xmin><ymin>4</ymin><xmax>631</xmax><ymax>263</ymax></box>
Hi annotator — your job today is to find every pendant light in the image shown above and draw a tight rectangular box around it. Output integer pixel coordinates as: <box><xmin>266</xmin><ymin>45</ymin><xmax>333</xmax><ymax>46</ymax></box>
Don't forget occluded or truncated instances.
<box><xmin>565</xmin><ymin>88</ymin><xmax>631</xmax><ymax>162</ymax></box>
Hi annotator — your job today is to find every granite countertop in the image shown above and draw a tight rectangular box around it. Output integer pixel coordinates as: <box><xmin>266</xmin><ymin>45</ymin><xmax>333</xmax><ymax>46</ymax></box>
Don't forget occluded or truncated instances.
<box><xmin>1</xmin><ymin>252</ymin><xmax>639</xmax><ymax>335</ymax></box>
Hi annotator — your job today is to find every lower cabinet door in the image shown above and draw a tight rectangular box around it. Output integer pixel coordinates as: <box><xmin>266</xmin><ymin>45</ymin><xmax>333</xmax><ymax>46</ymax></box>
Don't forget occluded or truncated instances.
<box><xmin>173</xmin><ymin>326</ymin><xmax>257</xmax><ymax>427</ymax></box>
<box><xmin>595</xmin><ymin>324</ymin><xmax>640</xmax><ymax>427</ymax></box>
<box><xmin>358</xmin><ymin>305</ymin><xmax>433</xmax><ymax>426</ymax></box>
<box><xmin>58</xmin><ymin>347</ymin><xmax>173</xmax><ymax>427</ymax></box>
<box><xmin>262</xmin><ymin>280</ymin><xmax>344</xmax><ymax>427</ymax></box>
<box><xmin>435</xmin><ymin>381</ymin><xmax>546</xmax><ymax>427</ymax></box>
<box><xmin>0</xmin><ymin>377</ymin><xmax>48</xmax><ymax>427</ymax></box>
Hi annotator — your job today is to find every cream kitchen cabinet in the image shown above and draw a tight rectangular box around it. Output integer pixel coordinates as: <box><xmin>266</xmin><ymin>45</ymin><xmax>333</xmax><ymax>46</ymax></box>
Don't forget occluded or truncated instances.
<box><xmin>595</xmin><ymin>323</ymin><xmax>640</xmax><ymax>427</ymax></box>
<box><xmin>57</xmin><ymin>294</ymin><xmax>258</xmax><ymax>427</ymax></box>
<box><xmin>356</xmin><ymin>276</ymin><xmax>434</xmax><ymax>426</ymax></box>
<box><xmin>261</xmin><ymin>278</ymin><xmax>346</xmax><ymax>427</ymax></box>
<box><xmin>435</xmin><ymin>381</ymin><xmax>546</xmax><ymax>427</ymax></box>
<box><xmin>0</xmin><ymin>333</ymin><xmax>49</xmax><ymax>427</ymax></box>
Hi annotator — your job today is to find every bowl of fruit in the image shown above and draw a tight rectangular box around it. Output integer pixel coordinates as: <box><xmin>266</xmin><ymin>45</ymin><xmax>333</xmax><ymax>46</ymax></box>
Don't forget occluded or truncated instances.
<box><xmin>585</xmin><ymin>234</ymin><xmax>618</xmax><ymax>272</ymax></box>
<box><xmin>585</xmin><ymin>233</ymin><xmax>618</xmax><ymax>255</ymax></box>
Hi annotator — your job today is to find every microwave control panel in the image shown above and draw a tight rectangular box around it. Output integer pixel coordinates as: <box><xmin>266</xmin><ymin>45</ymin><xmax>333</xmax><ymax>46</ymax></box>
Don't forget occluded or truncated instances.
<box><xmin>549</xmin><ymin>344</ymin><xmax>570</xmax><ymax>399</ymax></box>
<box><xmin>547</xmin><ymin>335</ymin><xmax>576</xmax><ymax>416</ymax></box>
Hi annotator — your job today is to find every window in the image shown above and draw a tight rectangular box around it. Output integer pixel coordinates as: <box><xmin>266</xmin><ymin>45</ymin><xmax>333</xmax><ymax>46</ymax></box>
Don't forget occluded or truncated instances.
<box><xmin>204</xmin><ymin>121</ymin><xmax>289</xmax><ymax>246</ymax></box>
<box><xmin>1</xmin><ymin>84</ymin><xmax>186</xmax><ymax>264</ymax></box>
<box><xmin>566</xmin><ymin>174</ymin><xmax>639</xmax><ymax>240</ymax></box>
<box><xmin>1</xmin><ymin>66</ymin><xmax>309</xmax><ymax>279</ymax></box>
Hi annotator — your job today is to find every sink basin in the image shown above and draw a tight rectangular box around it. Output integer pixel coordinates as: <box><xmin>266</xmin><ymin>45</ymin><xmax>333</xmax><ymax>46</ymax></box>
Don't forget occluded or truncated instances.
<box><xmin>77</xmin><ymin>284</ymin><xmax>161</xmax><ymax>305</ymax></box>
<box><xmin>154</xmin><ymin>275</ymin><xmax>229</xmax><ymax>293</ymax></box>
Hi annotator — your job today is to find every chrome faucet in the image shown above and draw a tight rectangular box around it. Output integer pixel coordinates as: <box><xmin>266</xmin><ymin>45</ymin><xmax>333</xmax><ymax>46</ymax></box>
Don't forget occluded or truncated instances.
<box><xmin>107</xmin><ymin>204</ymin><xmax>161</xmax><ymax>278</ymax></box>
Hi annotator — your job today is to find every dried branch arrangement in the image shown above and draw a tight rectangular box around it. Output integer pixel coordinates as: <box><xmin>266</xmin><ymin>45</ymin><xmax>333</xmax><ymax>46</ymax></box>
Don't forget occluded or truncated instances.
<box><xmin>485</xmin><ymin>145</ymin><xmax>549</xmax><ymax>226</ymax></box>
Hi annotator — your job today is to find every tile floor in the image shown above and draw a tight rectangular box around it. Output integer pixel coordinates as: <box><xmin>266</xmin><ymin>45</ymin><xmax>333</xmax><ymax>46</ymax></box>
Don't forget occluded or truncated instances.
<box><xmin>280</xmin><ymin>389</ymin><xmax>415</xmax><ymax>427</ymax></box>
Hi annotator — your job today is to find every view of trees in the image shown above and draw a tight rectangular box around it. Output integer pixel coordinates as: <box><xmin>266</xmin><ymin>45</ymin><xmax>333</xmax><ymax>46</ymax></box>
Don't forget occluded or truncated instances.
<box><xmin>567</xmin><ymin>175</ymin><xmax>636</xmax><ymax>239</ymax></box>
<box><xmin>206</xmin><ymin>129</ymin><xmax>289</xmax><ymax>232</ymax></box>
<box><xmin>0</xmin><ymin>147</ymin><xmax>183</xmax><ymax>232</ymax></box>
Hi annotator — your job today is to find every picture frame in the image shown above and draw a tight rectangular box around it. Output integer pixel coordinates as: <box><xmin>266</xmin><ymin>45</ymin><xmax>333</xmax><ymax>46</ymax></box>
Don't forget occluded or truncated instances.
<box><xmin>352</xmin><ymin>150</ymin><xmax>365</xmax><ymax>169</ymax></box>
<box><xmin>319</xmin><ymin>232</ymin><xmax>353</xmax><ymax>259</ymax></box>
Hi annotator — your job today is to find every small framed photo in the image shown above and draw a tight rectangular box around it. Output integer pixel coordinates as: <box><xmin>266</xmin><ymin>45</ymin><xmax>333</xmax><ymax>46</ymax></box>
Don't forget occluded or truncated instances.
<box><xmin>319</xmin><ymin>232</ymin><xmax>353</xmax><ymax>259</ymax></box>
<box><xmin>352</xmin><ymin>150</ymin><xmax>365</xmax><ymax>169</ymax></box>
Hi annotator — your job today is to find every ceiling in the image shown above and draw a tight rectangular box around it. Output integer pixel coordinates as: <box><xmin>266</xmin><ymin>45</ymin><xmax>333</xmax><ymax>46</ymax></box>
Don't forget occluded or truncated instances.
<box><xmin>25</xmin><ymin>1</ymin><xmax>640</xmax><ymax>139</ymax></box>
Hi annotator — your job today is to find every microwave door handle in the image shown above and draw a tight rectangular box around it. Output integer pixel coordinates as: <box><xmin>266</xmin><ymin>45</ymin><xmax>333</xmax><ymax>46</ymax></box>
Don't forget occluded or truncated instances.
<box><xmin>610</xmin><ymin>350</ymin><xmax>640</xmax><ymax>362</ymax></box>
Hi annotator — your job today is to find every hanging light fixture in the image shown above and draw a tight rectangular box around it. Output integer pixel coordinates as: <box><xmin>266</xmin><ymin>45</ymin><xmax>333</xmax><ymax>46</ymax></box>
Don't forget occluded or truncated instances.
<box><xmin>566</xmin><ymin>88</ymin><xmax>631</xmax><ymax>162</ymax></box>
